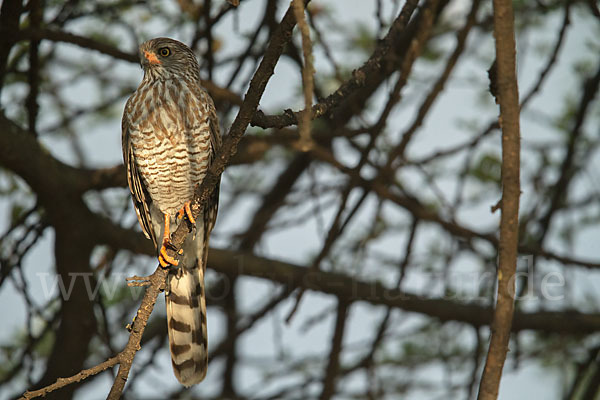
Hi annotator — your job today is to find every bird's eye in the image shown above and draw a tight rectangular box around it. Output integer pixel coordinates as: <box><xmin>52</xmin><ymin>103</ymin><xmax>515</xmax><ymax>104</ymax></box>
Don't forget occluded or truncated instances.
<box><xmin>159</xmin><ymin>47</ymin><xmax>171</xmax><ymax>57</ymax></box>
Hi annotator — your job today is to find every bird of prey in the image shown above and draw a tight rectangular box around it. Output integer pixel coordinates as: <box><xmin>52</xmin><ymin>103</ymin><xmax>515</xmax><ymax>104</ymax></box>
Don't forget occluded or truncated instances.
<box><xmin>122</xmin><ymin>37</ymin><xmax>220</xmax><ymax>386</ymax></box>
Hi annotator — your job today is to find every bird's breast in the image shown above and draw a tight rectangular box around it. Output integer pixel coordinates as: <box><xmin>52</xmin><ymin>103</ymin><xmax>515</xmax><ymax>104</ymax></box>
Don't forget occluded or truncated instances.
<box><xmin>128</xmin><ymin>80</ymin><xmax>213</xmax><ymax>216</ymax></box>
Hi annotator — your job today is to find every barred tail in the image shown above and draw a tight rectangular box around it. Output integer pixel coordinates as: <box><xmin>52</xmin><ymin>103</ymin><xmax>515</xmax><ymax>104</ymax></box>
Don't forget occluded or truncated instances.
<box><xmin>165</xmin><ymin>238</ymin><xmax>208</xmax><ymax>386</ymax></box>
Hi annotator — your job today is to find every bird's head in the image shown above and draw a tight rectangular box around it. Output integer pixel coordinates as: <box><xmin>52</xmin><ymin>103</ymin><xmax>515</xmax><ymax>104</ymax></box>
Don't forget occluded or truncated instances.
<box><xmin>139</xmin><ymin>38</ymin><xmax>200</xmax><ymax>81</ymax></box>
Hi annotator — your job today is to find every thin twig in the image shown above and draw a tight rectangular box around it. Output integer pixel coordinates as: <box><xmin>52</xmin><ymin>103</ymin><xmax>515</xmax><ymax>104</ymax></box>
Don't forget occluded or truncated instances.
<box><xmin>19</xmin><ymin>356</ymin><xmax>120</xmax><ymax>399</ymax></box>
<box><xmin>519</xmin><ymin>0</ymin><xmax>571</xmax><ymax>109</ymax></box>
<box><xmin>292</xmin><ymin>0</ymin><xmax>315</xmax><ymax>150</ymax></box>
<box><xmin>390</xmin><ymin>0</ymin><xmax>480</xmax><ymax>162</ymax></box>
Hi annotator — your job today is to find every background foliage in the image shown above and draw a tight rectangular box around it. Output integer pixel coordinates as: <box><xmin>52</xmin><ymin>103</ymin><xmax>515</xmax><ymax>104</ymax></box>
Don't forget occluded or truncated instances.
<box><xmin>0</xmin><ymin>0</ymin><xmax>599</xmax><ymax>399</ymax></box>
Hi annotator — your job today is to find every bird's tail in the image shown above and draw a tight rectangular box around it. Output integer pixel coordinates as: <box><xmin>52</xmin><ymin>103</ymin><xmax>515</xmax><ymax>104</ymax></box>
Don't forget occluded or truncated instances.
<box><xmin>165</xmin><ymin>229</ymin><xmax>208</xmax><ymax>387</ymax></box>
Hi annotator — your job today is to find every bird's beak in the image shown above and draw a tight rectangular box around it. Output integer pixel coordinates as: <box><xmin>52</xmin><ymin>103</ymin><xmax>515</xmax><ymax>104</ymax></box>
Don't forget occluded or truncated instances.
<box><xmin>143</xmin><ymin>50</ymin><xmax>161</xmax><ymax>65</ymax></box>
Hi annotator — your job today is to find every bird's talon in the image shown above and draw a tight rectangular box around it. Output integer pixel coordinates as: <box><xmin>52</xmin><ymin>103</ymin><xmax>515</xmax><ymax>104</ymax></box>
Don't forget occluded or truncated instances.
<box><xmin>184</xmin><ymin>202</ymin><xmax>195</xmax><ymax>224</ymax></box>
<box><xmin>158</xmin><ymin>255</ymin><xmax>170</xmax><ymax>268</ymax></box>
<box><xmin>159</xmin><ymin>244</ymin><xmax>179</xmax><ymax>267</ymax></box>
<box><xmin>177</xmin><ymin>201</ymin><xmax>196</xmax><ymax>224</ymax></box>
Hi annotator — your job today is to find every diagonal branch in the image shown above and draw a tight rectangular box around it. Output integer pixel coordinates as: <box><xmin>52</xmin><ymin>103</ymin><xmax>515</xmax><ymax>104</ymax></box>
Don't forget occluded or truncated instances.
<box><xmin>19</xmin><ymin>356</ymin><xmax>120</xmax><ymax>400</ymax></box>
<box><xmin>106</xmin><ymin>266</ymin><xmax>167</xmax><ymax>399</ymax></box>
<box><xmin>16</xmin><ymin>28</ymin><xmax>138</xmax><ymax>63</ymax></box>
<box><xmin>391</xmin><ymin>0</ymin><xmax>480</xmax><ymax>161</ymax></box>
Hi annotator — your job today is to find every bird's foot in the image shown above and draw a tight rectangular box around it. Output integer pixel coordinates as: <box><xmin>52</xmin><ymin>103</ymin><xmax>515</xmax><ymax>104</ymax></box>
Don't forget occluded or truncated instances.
<box><xmin>177</xmin><ymin>201</ymin><xmax>195</xmax><ymax>224</ymax></box>
<box><xmin>158</xmin><ymin>212</ymin><xmax>179</xmax><ymax>268</ymax></box>
<box><xmin>159</xmin><ymin>242</ymin><xmax>179</xmax><ymax>267</ymax></box>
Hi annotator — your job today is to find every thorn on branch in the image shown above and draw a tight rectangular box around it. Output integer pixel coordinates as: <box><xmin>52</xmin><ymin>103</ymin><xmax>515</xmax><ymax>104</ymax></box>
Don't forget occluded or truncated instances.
<box><xmin>491</xmin><ymin>199</ymin><xmax>501</xmax><ymax>213</ymax></box>
<box><xmin>126</xmin><ymin>314</ymin><xmax>138</xmax><ymax>332</ymax></box>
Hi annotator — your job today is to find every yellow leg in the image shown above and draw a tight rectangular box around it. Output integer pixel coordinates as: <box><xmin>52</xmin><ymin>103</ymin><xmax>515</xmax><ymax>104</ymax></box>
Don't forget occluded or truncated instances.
<box><xmin>177</xmin><ymin>201</ymin><xmax>196</xmax><ymax>224</ymax></box>
<box><xmin>158</xmin><ymin>213</ymin><xmax>178</xmax><ymax>267</ymax></box>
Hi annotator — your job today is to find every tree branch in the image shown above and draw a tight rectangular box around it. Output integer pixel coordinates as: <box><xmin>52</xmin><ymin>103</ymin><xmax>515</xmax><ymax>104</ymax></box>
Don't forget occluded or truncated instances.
<box><xmin>208</xmin><ymin>248</ymin><xmax>600</xmax><ymax>334</ymax></box>
<box><xmin>106</xmin><ymin>266</ymin><xmax>167</xmax><ymax>399</ymax></box>
<box><xmin>19</xmin><ymin>356</ymin><xmax>119</xmax><ymax>400</ymax></box>
<box><xmin>16</xmin><ymin>28</ymin><xmax>138</xmax><ymax>63</ymax></box>
<box><xmin>477</xmin><ymin>0</ymin><xmax>521</xmax><ymax>397</ymax></box>
<box><xmin>250</xmin><ymin>0</ymin><xmax>421</xmax><ymax>129</ymax></box>
<box><xmin>292</xmin><ymin>0</ymin><xmax>315</xmax><ymax>150</ymax></box>
<box><xmin>319</xmin><ymin>300</ymin><xmax>348</xmax><ymax>400</ymax></box>
<box><xmin>0</xmin><ymin>0</ymin><xmax>23</xmax><ymax>95</ymax></box>
<box><xmin>16</xmin><ymin>242</ymin><xmax>600</xmax><ymax>399</ymax></box>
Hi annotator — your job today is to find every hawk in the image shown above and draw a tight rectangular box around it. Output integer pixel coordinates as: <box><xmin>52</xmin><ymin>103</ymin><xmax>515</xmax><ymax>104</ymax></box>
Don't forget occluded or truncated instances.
<box><xmin>122</xmin><ymin>37</ymin><xmax>220</xmax><ymax>386</ymax></box>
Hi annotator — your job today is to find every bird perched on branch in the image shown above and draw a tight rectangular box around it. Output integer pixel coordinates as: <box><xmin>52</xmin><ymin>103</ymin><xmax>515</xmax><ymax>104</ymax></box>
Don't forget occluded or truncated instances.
<box><xmin>122</xmin><ymin>37</ymin><xmax>220</xmax><ymax>386</ymax></box>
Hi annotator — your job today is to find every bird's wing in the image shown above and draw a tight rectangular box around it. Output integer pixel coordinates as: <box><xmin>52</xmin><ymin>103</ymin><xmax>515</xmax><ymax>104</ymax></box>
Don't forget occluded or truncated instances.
<box><xmin>205</xmin><ymin>94</ymin><xmax>221</xmax><ymax>237</ymax></box>
<box><xmin>122</xmin><ymin>102</ymin><xmax>157</xmax><ymax>248</ymax></box>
